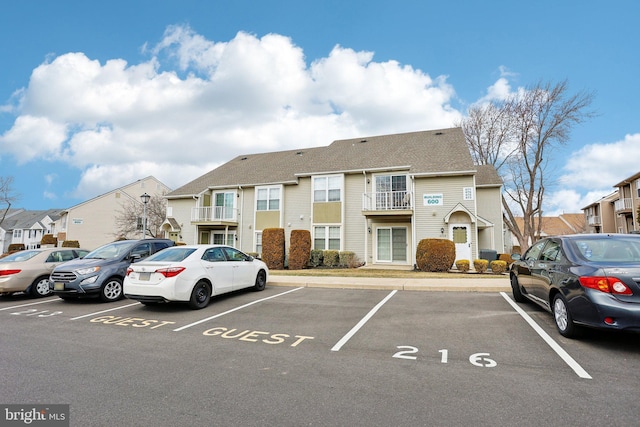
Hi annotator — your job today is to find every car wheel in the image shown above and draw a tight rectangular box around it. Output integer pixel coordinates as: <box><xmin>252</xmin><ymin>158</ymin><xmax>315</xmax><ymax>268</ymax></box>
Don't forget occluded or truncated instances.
<box><xmin>253</xmin><ymin>270</ymin><xmax>266</xmax><ymax>291</ymax></box>
<box><xmin>188</xmin><ymin>281</ymin><xmax>211</xmax><ymax>309</ymax></box>
<box><xmin>552</xmin><ymin>293</ymin><xmax>579</xmax><ymax>338</ymax></box>
<box><xmin>30</xmin><ymin>276</ymin><xmax>52</xmax><ymax>298</ymax></box>
<box><xmin>100</xmin><ymin>278</ymin><xmax>123</xmax><ymax>302</ymax></box>
<box><xmin>510</xmin><ymin>275</ymin><xmax>526</xmax><ymax>303</ymax></box>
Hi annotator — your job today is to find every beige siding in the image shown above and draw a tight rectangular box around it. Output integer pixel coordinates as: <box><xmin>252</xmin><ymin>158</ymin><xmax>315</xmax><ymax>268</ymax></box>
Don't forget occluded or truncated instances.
<box><xmin>282</xmin><ymin>179</ymin><xmax>312</xmax><ymax>249</ymax></box>
<box><xmin>476</xmin><ymin>187</ymin><xmax>504</xmax><ymax>252</ymax></box>
<box><xmin>65</xmin><ymin>177</ymin><xmax>170</xmax><ymax>250</ymax></box>
<box><xmin>313</xmin><ymin>202</ymin><xmax>341</xmax><ymax>223</ymax></box>
<box><xmin>413</xmin><ymin>175</ymin><xmax>475</xmax><ymax>239</ymax></box>
<box><xmin>344</xmin><ymin>173</ymin><xmax>368</xmax><ymax>262</ymax></box>
<box><xmin>169</xmin><ymin>198</ymin><xmax>196</xmax><ymax>244</ymax></box>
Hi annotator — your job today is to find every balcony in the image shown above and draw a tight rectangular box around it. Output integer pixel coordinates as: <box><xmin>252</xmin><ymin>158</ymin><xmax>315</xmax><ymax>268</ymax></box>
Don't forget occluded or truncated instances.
<box><xmin>614</xmin><ymin>198</ymin><xmax>633</xmax><ymax>213</ymax></box>
<box><xmin>362</xmin><ymin>191</ymin><xmax>414</xmax><ymax>216</ymax></box>
<box><xmin>587</xmin><ymin>215</ymin><xmax>601</xmax><ymax>226</ymax></box>
<box><xmin>191</xmin><ymin>206</ymin><xmax>238</xmax><ymax>224</ymax></box>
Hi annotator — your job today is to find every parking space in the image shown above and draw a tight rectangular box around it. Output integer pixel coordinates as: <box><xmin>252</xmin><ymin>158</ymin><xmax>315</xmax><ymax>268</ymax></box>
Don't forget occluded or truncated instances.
<box><xmin>2</xmin><ymin>285</ymin><xmax>639</xmax><ymax>425</ymax></box>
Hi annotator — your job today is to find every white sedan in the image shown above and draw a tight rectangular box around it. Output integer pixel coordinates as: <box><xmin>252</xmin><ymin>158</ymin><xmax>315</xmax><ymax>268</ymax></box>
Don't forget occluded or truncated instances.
<box><xmin>123</xmin><ymin>245</ymin><xmax>268</xmax><ymax>309</ymax></box>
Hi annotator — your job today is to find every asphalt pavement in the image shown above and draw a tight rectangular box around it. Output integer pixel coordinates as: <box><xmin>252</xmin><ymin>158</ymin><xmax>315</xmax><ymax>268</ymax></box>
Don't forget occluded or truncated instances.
<box><xmin>268</xmin><ymin>273</ymin><xmax>511</xmax><ymax>292</ymax></box>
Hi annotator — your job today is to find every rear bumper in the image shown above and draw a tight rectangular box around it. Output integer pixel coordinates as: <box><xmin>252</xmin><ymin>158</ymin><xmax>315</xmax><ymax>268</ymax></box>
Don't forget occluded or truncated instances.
<box><xmin>573</xmin><ymin>291</ymin><xmax>640</xmax><ymax>331</ymax></box>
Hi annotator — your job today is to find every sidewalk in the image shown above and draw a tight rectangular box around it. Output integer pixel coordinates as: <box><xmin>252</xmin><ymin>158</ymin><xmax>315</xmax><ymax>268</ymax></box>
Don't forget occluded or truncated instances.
<box><xmin>268</xmin><ymin>274</ymin><xmax>511</xmax><ymax>292</ymax></box>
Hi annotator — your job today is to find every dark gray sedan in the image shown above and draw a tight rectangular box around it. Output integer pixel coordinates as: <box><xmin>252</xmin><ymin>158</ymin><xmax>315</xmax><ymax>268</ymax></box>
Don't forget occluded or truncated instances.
<box><xmin>510</xmin><ymin>234</ymin><xmax>640</xmax><ymax>338</ymax></box>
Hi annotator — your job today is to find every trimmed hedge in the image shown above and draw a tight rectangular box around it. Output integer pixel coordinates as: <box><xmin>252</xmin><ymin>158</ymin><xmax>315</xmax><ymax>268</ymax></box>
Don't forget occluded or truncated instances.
<box><xmin>289</xmin><ymin>229</ymin><xmax>311</xmax><ymax>270</ymax></box>
<box><xmin>8</xmin><ymin>244</ymin><xmax>25</xmax><ymax>252</ymax></box>
<box><xmin>473</xmin><ymin>259</ymin><xmax>489</xmax><ymax>273</ymax></box>
<box><xmin>339</xmin><ymin>251</ymin><xmax>358</xmax><ymax>268</ymax></box>
<box><xmin>262</xmin><ymin>228</ymin><xmax>285</xmax><ymax>270</ymax></box>
<box><xmin>323</xmin><ymin>250</ymin><xmax>340</xmax><ymax>267</ymax></box>
<box><xmin>498</xmin><ymin>253</ymin><xmax>514</xmax><ymax>264</ymax></box>
<box><xmin>416</xmin><ymin>238</ymin><xmax>456</xmax><ymax>272</ymax></box>
<box><xmin>41</xmin><ymin>234</ymin><xmax>58</xmax><ymax>246</ymax></box>
<box><xmin>310</xmin><ymin>250</ymin><xmax>324</xmax><ymax>267</ymax></box>
<box><xmin>455</xmin><ymin>259</ymin><xmax>470</xmax><ymax>272</ymax></box>
<box><xmin>490</xmin><ymin>260</ymin><xmax>508</xmax><ymax>274</ymax></box>
<box><xmin>62</xmin><ymin>240</ymin><xmax>80</xmax><ymax>248</ymax></box>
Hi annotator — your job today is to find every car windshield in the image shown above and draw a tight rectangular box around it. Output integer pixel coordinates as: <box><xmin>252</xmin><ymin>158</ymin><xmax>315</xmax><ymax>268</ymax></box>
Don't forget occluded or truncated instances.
<box><xmin>571</xmin><ymin>237</ymin><xmax>640</xmax><ymax>262</ymax></box>
<box><xmin>0</xmin><ymin>250</ymin><xmax>41</xmax><ymax>262</ymax></box>
<box><xmin>145</xmin><ymin>247</ymin><xmax>196</xmax><ymax>262</ymax></box>
<box><xmin>84</xmin><ymin>241</ymin><xmax>133</xmax><ymax>260</ymax></box>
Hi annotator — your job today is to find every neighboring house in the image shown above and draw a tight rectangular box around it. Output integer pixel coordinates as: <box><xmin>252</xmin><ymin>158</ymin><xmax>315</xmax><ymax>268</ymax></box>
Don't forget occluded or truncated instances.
<box><xmin>611</xmin><ymin>171</ymin><xmax>640</xmax><ymax>233</ymax></box>
<box><xmin>0</xmin><ymin>208</ymin><xmax>26</xmax><ymax>252</ymax></box>
<box><xmin>509</xmin><ymin>214</ymin><xmax>587</xmax><ymax>252</ymax></box>
<box><xmin>164</xmin><ymin>128</ymin><xmax>504</xmax><ymax>268</ymax></box>
<box><xmin>581</xmin><ymin>171</ymin><xmax>640</xmax><ymax>234</ymax></box>
<box><xmin>583</xmin><ymin>191</ymin><xmax>618</xmax><ymax>234</ymax></box>
<box><xmin>57</xmin><ymin>176</ymin><xmax>172</xmax><ymax>250</ymax></box>
<box><xmin>0</xmin><ymin>209</ymin><xmax>61</xmax><ymax>252</ymax></box>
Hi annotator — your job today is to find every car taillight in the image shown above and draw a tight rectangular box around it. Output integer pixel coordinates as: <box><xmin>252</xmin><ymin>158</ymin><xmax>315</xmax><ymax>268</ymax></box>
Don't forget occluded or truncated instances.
<box><xmin>156</xmin><ymin>267</ymin><xmax>186</xmax><ymax>278</ymax></box>
<box><xmin>0</xmin><ymin>269</ymin><xmax>21</xmax><ymax>276</ymax></box>
<box><xmin>579</xmin><ymin>276</ymin><xmax>633</xmax><ymax>295</ymax></box>
<box><xmin>126</xmin><ymin>268</ymin><xmax>133</xmax><ymax>276</ymax></box>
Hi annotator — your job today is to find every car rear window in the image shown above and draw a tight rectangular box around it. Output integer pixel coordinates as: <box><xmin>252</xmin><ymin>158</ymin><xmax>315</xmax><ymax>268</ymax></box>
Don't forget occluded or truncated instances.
<box><xmin>146</xmin><ymin>247</ymin><xmax>196</xmax><ymax>262</ymax></box>
<box><xmin>1</xmin><ymin>250</ymin><xmax>40</xmax><ymax>262</ymax></box>
<box><xmin>572</xmin><ymin>238</ymin><xmax>640</xmax><ymax>262</ymax></box>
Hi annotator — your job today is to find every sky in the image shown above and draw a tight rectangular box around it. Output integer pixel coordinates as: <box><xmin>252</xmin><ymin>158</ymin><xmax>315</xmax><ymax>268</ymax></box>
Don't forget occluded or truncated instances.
<box><xmin>1</xmin><ymin>0</ymin><xmax>639</xmax><ymax>216</ymax></box>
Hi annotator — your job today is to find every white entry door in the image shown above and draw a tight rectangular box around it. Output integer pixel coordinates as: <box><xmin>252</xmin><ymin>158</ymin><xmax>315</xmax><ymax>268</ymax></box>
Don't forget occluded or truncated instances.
<box><xmin>450</xmin><ymin>224</ymin><xmax>471</xmax><ymax>263</ymax></box>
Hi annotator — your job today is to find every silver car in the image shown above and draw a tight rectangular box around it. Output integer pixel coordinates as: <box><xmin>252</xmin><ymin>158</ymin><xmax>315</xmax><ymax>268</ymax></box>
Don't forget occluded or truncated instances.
<box><xmin>0</xmin><ymin>248</ymin><xmax>89</xmax><ymax>297</ymax></box>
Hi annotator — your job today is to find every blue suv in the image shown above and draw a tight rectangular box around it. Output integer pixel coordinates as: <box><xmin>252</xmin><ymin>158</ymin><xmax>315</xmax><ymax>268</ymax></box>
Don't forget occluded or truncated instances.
<box><xmin>49</xmin><ymin>239</ymin><xmax>174</xmax><ymax>302</ymax></box>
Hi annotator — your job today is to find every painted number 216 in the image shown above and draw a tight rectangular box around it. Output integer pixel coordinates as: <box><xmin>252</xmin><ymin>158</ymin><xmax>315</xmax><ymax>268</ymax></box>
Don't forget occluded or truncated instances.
<box><xmin>393</xmin><ymin>346</ymin><xmax>497</xmax><ymax>368</ymax></box>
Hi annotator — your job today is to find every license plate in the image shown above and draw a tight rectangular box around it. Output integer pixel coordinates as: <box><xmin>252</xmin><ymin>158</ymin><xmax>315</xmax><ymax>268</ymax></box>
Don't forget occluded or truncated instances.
<box><xmin>139</xmin><ymin>272</ymin><xmax>151</xmax><ymax>281</ymax></box>
<box><xmin>54</xmin><ymin>282</ymin><xmax>65</xmax><ymax>291</ymax></box>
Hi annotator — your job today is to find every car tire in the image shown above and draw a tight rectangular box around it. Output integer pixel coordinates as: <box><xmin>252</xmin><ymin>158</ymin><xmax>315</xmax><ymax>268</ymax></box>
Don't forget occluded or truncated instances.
<box><xmin>552</xmin><ymin>293</ymin><xmax>579</xmax><ymax>338</ymax></box>
<box><xmin>30</xmin><ymin>276</ymin><xmax>52</xmax><ymax>298</ymax></box>
<box><xmin>510</xmin><ymin>275</ymin><xmax>526</xmax><ymax>303</ymax></box>
<box><xmin>188</xmin><ymin>281</ymin><xmax>211</xmax><ymax>309</ymax></box>
<box><xmin>253</xmin><ymin>270</ymin><xmax>266</xmax><ymax>291</ymax></box>
<box><xmin>100</xmin><ymin>278</ymin><xmax>123</xmax><ymax>302</ymax></box>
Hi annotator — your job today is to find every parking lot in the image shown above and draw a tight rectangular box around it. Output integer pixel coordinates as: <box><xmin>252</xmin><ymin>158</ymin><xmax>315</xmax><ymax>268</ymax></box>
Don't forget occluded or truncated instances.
<box><xmin>2</xmin><ymin>284</ymin><xmax>639</xmax><ymax>426</ymax></box>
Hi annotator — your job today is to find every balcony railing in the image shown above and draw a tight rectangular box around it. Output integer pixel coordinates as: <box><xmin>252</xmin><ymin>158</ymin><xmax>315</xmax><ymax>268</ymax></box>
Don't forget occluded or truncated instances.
<box><xmin>191</xmin><ymin>206</ymin><xmax>238</xmax><ymax>222</ymax></box>
<box><xmin>614</xmin><ymin>198</ymin><xmax>633</xmax><ymax>213</ymax></box>
<box><xmin>587</xmin><ymin>215</ymin><xmax>601</xmax><ymax>226</ymax></box>
<box><xmin>362</xmin><ymin>191</ymin><xmax>414</xmax><ymax>211</ymax></box>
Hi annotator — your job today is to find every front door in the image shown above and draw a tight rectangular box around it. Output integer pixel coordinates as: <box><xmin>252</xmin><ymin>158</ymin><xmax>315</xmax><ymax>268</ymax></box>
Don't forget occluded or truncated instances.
<box><xmin>451</xmin><ymin>224</ymin><xmax>471</xmax><ymax>264</ymax></box>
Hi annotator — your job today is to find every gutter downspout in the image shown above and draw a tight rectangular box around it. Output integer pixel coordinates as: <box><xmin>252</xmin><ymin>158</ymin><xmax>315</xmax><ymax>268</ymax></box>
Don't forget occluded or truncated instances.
<box><xmin>363</xmin><ymin>171</ymin><xmax>369</xmax><ymax>266</ymax></box>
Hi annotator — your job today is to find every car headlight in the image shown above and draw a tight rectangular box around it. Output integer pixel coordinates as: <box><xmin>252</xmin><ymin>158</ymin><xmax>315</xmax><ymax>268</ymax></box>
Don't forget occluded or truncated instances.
<box><xmin>76</xmin><ymin>266</ymin><xmax>101</xmax><ymax>275</ymax></box>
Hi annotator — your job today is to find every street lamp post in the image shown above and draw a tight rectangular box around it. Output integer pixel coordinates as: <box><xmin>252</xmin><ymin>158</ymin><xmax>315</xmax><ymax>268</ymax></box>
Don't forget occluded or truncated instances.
<box><xmin>140</xmin><ymin>193</ymin><xmax>151</xmax><ymax>239</ymax></box>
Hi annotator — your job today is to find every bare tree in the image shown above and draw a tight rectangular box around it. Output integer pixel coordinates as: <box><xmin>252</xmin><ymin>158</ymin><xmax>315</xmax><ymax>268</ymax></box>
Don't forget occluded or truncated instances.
<box><xmin>460</xmin><ymin>80</ymin><xmax>595</xmax><ymax>252</ymax></box>
<box><xmin>0</xmin><ymin>176</ymin><xmax>20</xmax><ymax>227</ymax></box>
<box><xmin>114</xmin><ymin>193</ymin><xmax>168</xmax><ymax>239</ymax></box>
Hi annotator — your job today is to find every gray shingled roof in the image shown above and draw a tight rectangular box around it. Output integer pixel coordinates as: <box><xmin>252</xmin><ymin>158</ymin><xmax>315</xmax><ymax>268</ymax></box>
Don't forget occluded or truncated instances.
<box><xmin>1</xmin><ymin>209</ymin><xmax>62</xmax><ymax>231</ymax></box>
<box><xmin>475</xmin><ymin>165</ymin><xmax>503</xmax><ymax>187</ymax></box>
<box><xmin>168</xmin><ymin>127</ymin><xmax>478</xmax><ymax>197</ymax></box>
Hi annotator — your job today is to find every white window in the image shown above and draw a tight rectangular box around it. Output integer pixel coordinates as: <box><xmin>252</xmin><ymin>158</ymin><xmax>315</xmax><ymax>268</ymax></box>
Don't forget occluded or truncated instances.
<box><xmin>463</xmin><ymin>187</ymin><xmax>474</xmax><ymax>200</ymax></box>
<box><xmin>255</xmin><ymin>232</ymin><xmax>263</xmax><ymax>255</ymax></box>
<box><xmin>13</xmin><ymin>230</ymin><xmax>22</xmax><ymax>239</ymax></box>
<box><xmin>314</xmin><ymin>226</ymin><xmax>341</xmax><ymax>250</ymax></box>
<box><xmin>256</xmin><ymin>187</ymin><xmax>280</xmax><ymax>211</ymax></box>
<box><xmin>313</xmin><ymin>176</ymin><xmax>342</xmax><ymax>202</ymax></box>
<box><xmin>636</xmin><ymin>179</ymin><xmax>640</xmax><ymax>198</ymax></box>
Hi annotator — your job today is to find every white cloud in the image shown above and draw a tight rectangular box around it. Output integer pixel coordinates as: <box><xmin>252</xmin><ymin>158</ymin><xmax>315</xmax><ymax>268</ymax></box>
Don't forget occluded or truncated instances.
<box><xmin>0</xmin><ymin>26</ymin><xmax>464</xmax><ymax>200</ymax></box>
<box><xmin>559</xmin><ymin>133</ymin><xmax>640</xmax><ymax>189</ymax></box>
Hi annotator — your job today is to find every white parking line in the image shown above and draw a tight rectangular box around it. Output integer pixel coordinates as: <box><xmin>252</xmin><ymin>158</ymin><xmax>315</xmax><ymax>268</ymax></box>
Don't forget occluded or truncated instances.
<box><xmin>331</xmin><ymin>290</ymin><xmax>397</xmax><ymax>352</ymax></box>
<box><xmin>0</xmin><ymin>298</ymin><xmax>59</xmax><ymax>311</ymax></box>
<box><xmin>500</xmin><ymin>292</ymin><xmax>592</xmax><ymax>379</ymax></box>
<box><xmin>70</xmin><ymin>302</ymin><xmax>142</xmax><ymax>320</ymax></box>
<box><xmin>173</xmin><ymin>287</ymin><xmax>304</xmax><ymax>332</ymax></box>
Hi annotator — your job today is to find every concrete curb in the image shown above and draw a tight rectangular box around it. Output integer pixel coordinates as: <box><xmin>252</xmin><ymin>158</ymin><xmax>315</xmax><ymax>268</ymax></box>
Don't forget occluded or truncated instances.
<box><xmin>268</xmin><ymin>275</ymin><xmax>511</xmax><ymax>293</ymax></box>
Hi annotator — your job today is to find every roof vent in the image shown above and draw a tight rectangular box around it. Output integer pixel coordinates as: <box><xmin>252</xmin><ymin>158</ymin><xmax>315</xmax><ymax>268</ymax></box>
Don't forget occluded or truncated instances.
<box><xmin>296</xmin><ymin>151</ymin><xmax>303</xmax><ymax>155</ymax></box>
<box><xmin>435</xmin><ymin>132</ymin><xmax>443</xmax><ymax>135</ymax></box>
<box><xmin>240</xmin><ymin>156</ymin><xmax>248</xmax><ymax>160</ymax></box>
<box><xmin>360</xmin><ymin>139</ymin><xmax>367</xmax><ymax>143</ymax></box>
